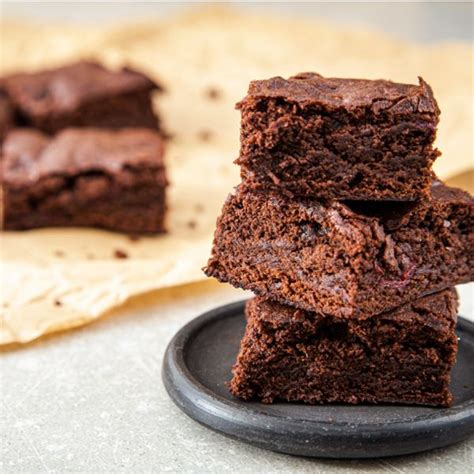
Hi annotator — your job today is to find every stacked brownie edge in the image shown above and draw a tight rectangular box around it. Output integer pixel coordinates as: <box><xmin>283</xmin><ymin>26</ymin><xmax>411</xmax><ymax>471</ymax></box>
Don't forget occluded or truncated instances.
<box><xmin>205</xmin><ymin>181</ymin><xmax>473</xmax><ymax>319</ymax></box>
<box><xmin>0</xmin><ymin>61</ymin><xmax>167</xmax><ymax>233</ymax></box>
<box><xmin>236</xmin><ymin>73</ymin><xmax>440</xmax><ymax>201</ymax></box>
<box><xmin>230</xmin><ymin>289</ymin><xmax>459</xmax><ymax>407</ymax></box>
<box><xmin>2</xmin><ymin>128</ymin><xmax>167</xmax><ymax>233</ymax></box>
<box><xmin>206</xmin><ymin>72</ymin><xmax>473</xmax><ymax>406</ymax></box>
<box><xmin>1</xmin><ymin>61</ymin><xmax>161</xmax><ymax>134</ymax></box>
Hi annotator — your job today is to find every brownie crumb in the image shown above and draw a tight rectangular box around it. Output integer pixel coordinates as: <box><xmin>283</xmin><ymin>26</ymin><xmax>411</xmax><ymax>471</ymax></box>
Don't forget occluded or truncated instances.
<box><xmin>127</xmin><ymin>234</ymin><xmax>142</xmax><ymax>242</ymax></box>
<box><xmin>187</xmin><ymin>220</ymin><xmax>197</xmax><ymax>229</ymax></box>
<box><xmin>162</xmin><ymin>131</ymin><xmax>174</xmax><ymax>141</ymax></box>
<box><xmin>54</xmin><ymin>299</ymin><xmax>62</xmax><ymax>307</ymax></box>
<box><xmin>114</xmin><ymin>249</ymin><xmax>129</xmax><ymax>259</ymax></box>
<box><xmin>205</xmin><ymin>87</ymin><xmax>221</xmax><ymax>100</ymax></box>
<box><xmin>54</xmin><ymin>250</ymin><xmax>65</xmax><ymax>257</ymax></box>
<box><xmin>197</xmin><ymin>129</ymin><xmax>213</xmax><ymax>142</ymax></box>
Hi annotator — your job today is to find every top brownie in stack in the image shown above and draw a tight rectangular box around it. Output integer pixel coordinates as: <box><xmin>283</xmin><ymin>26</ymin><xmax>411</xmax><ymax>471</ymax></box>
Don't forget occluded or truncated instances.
<box><xmin>2</xmin><ymin>61</ymin><xmax>161</xmax><ymax>134</ymax></box>
<box><xmin>237</xmin><ymin>73</ymin><xmax>440</xmax><ymax>200</ymax></box>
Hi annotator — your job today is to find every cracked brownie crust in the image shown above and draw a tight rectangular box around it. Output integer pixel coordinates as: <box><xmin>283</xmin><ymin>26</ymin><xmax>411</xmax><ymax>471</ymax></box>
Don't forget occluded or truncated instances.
<box><xmin>2</xmin><ymin>61</ymin><xmax>161</xmax><ymax>133</ymax></box>
<box><xmin>1</xmin><ymin>128</ymin><xmax>167</xmax><ymax>233</ymax></box>
<box><xmin>230</xmin><ymin>289</ymin><xmax>458</xmax><ymax>407</ymax></box>
<box><xmin>205</xmin><ymin>182</ymin><xmax>473</xmax><ymax>319</ymax></box>
<box><xmin>236</xmin><ymin>73</ymin><xmax>440</xmax><ymax>200</ymax></box>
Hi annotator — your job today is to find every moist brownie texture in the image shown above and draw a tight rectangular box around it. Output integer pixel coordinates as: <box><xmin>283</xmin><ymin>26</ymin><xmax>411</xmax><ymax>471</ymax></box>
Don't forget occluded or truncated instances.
<box><xmin>1</xmin><ymin>128</ymin><xmax>167</xmax><ymax>233</ymax></box>
<box><xmin>0</xmin><ymin>86</ymin><xmax>16</xmax><ymax>140</ymax></box>
<box><xmin>205</xmin><ymin>182</ymin><xmax>473</xmax><ymax>319</ymax></box>
<box><xmin>230</xmin><ymin>289</ymin><xmax>458</xmax><ymax>407</ymax></box>
<box><xmin>2</xmin><ymin>61</ymin><xmax>161</xmax><ymax>133</ymax></box>
<box><xmin>236</xmin><ymin>73</ymin><xmax>440</xmax><ymax>200</ymax></box>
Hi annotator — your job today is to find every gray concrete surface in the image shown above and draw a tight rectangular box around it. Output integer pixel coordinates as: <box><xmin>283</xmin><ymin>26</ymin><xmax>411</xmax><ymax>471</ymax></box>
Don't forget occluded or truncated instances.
<box><xmin>1</xmin><ymin>283</ymin><xmax>473</xmax><ymax>473</ymax></box>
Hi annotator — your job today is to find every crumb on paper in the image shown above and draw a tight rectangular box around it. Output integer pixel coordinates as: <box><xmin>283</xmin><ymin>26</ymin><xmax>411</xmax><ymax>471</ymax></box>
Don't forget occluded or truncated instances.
<box><xmin>127</xmin><ymin>234</ymin><xmax>142</xmax><ymax>243</ymax></box>
<box><xmin>187</xmin><ymin>220</ymin><xmax>197</xmax><ymax>229</ymax></box>
<box><xmin>205</xmin><ymin>86</ymin><xmax>221</xmax><ymax>100</ymax></box>
<box><xmin>54</xmin><ymin>250</ymin><xmax>65</xmax><ymax>257</ymax></box>
<box><xmin>114</xmin><ymin>249</ymin><xmax>129</xmax><ymax>259</ymax></box>
<box><xmin>197</xmin><ymin>129</ymin><xmax>213</xmax><ymax>142</ymax></box>
<box><xmin>54</xmin><ymin>299</ymin><xmax>62</xmax><ymax>307</ymax></box>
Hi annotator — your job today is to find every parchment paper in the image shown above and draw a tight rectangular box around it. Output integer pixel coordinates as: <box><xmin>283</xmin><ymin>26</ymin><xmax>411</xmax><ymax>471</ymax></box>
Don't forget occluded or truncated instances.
<box><xmin>1</xmin><ymin>7</ymin><xmax>473</xmax><ymax>345</ymax></box>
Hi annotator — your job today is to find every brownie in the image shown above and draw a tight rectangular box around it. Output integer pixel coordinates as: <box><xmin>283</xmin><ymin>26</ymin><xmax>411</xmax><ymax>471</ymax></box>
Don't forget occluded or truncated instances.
<box><xmin>230</xmin><ymin>289</ymin><xmax>458</xmax><ymax>407</ymax></box>
<box><xmin>205</xmin><ymin>182</ymin><xmax>473</xmax><ymax>319</ymax></box>
<box><xmin>236</xmin><ymin>73</ymin><xmax>440</xmax><ymax>200</ymax></box>
<box><xmin>2</xmin><ymin>61</ymin><xmax>161</xmax><ymax>134</ymax></box>
<box><xmin>0</xmin><ymin>86</ymin><xmax>16</xmax><ymax>140</ymax></box>
<box><xmin>1</xmin><ymin>128</ymin><xmax>167</xmax><ymax>233</ymax></box>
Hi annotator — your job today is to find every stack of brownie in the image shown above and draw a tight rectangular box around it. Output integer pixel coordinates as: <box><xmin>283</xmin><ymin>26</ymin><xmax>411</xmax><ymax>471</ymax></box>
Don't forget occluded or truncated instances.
<box><xmin>1</xmin><ymin>61</ymin><xmax>167</xmax><ymax>233</ymax></box>
<box><xmin>205</xmin><ymin>73</ymin><xmax>473</xmax><ymax>406</ymax></box>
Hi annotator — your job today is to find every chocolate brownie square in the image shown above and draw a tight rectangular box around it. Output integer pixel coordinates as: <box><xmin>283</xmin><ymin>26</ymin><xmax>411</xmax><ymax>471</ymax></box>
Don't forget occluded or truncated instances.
<box><xmin>2</xmin><ymin>61</ymin><xmax>161</xmax><ymax>133</ymax></box>
<box><xmin>230</xmin><ymin>289</ymin><xmax>458</xmax><ymax>407</ymax></box>
<box><xmin>1</xmin><ymin>128</ymin><xmax>167</xmax><ymax>233</ymax></box>
<box><xmin>236</xmin><ymin>73</ymin><xmax>440</xmax><ymax>200</ymax></box>
<box><xmin>205</xmin><ymin>182</ymin><xmax>473</xmax><ymax>319</ymax></box>
<box><xmin>0</xmin><ymin>85</ymin><xmax>16</xmax><ymax>140</ymax></box>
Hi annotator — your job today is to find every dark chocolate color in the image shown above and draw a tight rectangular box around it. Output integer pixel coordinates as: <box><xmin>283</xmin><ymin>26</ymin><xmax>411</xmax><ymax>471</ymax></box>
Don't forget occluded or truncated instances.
<box><xmin>162</xmin><ymin>299</ymin><xmax>474</xmax><ymax>458</ymax></box>
<box><xmin>0</xmin><ymin>86</ymin><xmax>16</xmax><ymax>139</ymax></box>
<box><xmin>1</xmin><ymin>128</ymin><xmax>167</xmax><ymax>233</ymax></box>
<box><xmin>237</xmin><ymin>73</ymin><xmax>440</xmax><ymax>200</ymax></box>
<box><xmin>205</xmin><ymin>182</ymin><xmax>473</xmax><ymax>318</ymax></box>
<box><xmin>2</xmin><ymin>61</ymin><xmax>161</xmax><ymax>133</ymax></box>
<box><xmin>230</xmin><ymin>290</ymin><xmax>458</xmax><ymax>407</ymax></box>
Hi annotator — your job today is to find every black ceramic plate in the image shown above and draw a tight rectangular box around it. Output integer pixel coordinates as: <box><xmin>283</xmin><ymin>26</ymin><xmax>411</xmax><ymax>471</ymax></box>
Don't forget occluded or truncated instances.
<box><xmin>162</xmin><ymin>300</ymin><xmax>474</xmax><ymax>459</ymax></box>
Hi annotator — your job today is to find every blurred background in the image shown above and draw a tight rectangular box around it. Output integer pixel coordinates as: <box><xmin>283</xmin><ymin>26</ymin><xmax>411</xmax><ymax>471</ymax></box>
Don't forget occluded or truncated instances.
<box><xmin>2</xmin><ymin>3</ymin><xmax>473</xmax><ymax>472</ymax></box>
<box><xmin>2</xmin><ymin>1</ymin><xmax>473</xmax><ymax>43</ymax></box>
<box><xmin>1</xmin><ymin>0</ymin><xmax>473</xmax><ymax>342</ymax></box>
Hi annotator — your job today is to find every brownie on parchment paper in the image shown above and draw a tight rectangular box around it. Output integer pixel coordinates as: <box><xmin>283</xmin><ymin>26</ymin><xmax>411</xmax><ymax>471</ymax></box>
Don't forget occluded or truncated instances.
<box><xmin>1</xmin><ymin>128</ymin><xmax>167</xmax><ymax>233</ymax></box>
<box><xmin>0</xmin><ymin>85</ymin><xmax>17</xmax><ymax>140</ymax></box>
<box><xmin>205</xmin><ymin>182</ymin><xmax>473</xmax><ymax>319</ymax></box>
<box><xmin>230</xmin><ymin>289</ymin><xmax>458</xmax><ymax>407</ymax></box>
<box><xmin>237</xmin><ymin>73</ymin><xmax>440</xmax><ymax>201</ymax></box>
<box><xmin>2</xmin><ymin>61</ymin><xmax>161</xmax><ymax>134</ymax></box>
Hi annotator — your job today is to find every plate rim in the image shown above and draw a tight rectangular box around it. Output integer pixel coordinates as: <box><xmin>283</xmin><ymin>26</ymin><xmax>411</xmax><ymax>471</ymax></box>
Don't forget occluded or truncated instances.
<box><xmin>162</xmin><ymin>299</ymin><xmax>474</xmax><ymax>458</ymax></box>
